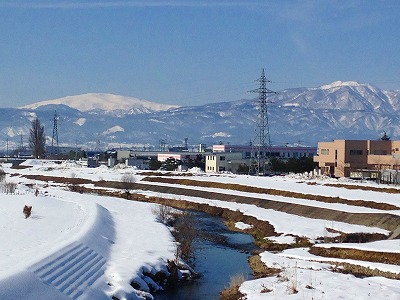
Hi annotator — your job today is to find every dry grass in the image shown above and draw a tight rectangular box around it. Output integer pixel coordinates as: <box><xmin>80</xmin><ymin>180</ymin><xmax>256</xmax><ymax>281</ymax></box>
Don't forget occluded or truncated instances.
<box><xmin>248</xmin><ymin>255</ymin><xmax>281</xmax><ymax>279</ymax></box>
<box><xmin>142</xmin><ymin>177</ymin><xmax>400</xmax><ymax>211</ymax></box>
<box><xmin>219</xmin><ymin>273</ymin><xmax>247</xmax><ymax>300</ymax></box>
<box><xmin>137</xmin><ymin>171</ymin><xmax>193</xmax><ymax>177</ymax></box>
<box><xmin>330</xmin><ymin>261</ymin><xmax>400</xmax><ymax>280</ymax></box>
<box><xmin>229</xmin><ymin>273</ymin><xmax>246</xmax><ymax>288</ymax></box>
<box><xmin>326</xmin><ymin>183</ymin><xmax>400</xmax><ymax>194</ymax></box>
<box><xmin>310</xmin><ymin>246</ymin><xmax>400</xmax><ymax>265</ymax></box>
<box><xmin>10</xmin><ymin>165</ymin><xmax>32</xmax><ymax>169</ymax></box>
<box><xmin>219</xmin><ymin>286</ymin><xmax>246</xmax><ymax>300</ymax></box>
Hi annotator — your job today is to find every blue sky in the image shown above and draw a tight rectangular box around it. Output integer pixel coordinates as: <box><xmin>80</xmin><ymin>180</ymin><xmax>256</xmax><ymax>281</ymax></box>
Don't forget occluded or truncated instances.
<box><xmin>0</xmin><ymin>0</ymin><xmax>399</xmax><ymax>107</ymax></box>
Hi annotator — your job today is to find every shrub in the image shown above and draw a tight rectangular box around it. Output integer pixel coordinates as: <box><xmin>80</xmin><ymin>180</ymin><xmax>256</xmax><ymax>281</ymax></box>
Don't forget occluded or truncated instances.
<box><xmin>121</xmin><ymin>173</ymin><xmax>136</xmax><ymax>198</ymax></box>
<box><xmin>1</xmin><ymin>181</ymin><xmax>17</xmax><ymax>194</ymax></box>
<box><xmin>151</xmin><ymin>204</ymin><xmax>175</xmax><ymax>225</ymax></box>
<box><xmin>173</xmin><ymin>211</ymin><xmax>197</xmax><ymax>263</ymax></box>
<box><xmin>228</xmin><ymin>273</ymin><xmax>246</xmax><ymax>288</ymax></box>
<box><xmin>0</xmin><ymin>168</ymin><xmax>6</xmax><ymax>182</ymax></box>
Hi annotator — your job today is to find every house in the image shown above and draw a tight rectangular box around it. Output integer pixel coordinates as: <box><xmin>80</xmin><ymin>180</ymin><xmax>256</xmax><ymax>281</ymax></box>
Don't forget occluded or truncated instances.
<box><xmin>314</xmin><ymin>139</ymin><xmax>400</xmax><ymax>178</ymax></box>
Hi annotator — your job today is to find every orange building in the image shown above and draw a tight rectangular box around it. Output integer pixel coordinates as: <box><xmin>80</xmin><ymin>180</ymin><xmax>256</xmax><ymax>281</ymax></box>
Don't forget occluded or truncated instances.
<box><xmin>314</xmin><ymin>139</ymin><xmax>400</xmax><ymax>177</ymax></box>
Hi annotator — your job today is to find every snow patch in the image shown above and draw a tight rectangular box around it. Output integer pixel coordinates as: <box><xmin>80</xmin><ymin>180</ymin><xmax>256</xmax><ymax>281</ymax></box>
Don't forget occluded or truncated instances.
<box><xmin>74</xmin><ymin>117</ymin><xmax>86</xmax><ymax>126</ymax></box>
<box><xmin>321</xmin><ymin>81</ymin><xmax>362</xmax><ymax>90</ymax></box>
<box><xmin>101</xmin><ymin>125</ymin><xmax>125</xmax><ymax>135</ymax></box>
<box><xmin>20</xmin><ymin>93</ymin><xmax>179</xmax><ymax>113</ymax></box>
<box><xmin>283</xmin><ymin>103</ymin><xmax>300</xmax><ymax>107</ymax></box>
<box><xmin>266</xmin><ymin>235</ymin><xmax>296</xmax><ymax>244</ymax></box>
<box><xmin>211</xmin><ymin>132</ymin><xmax>231</xmax><ymax>138</ymax></box>
<box><xmin>235</xmin><ymin>222</ymin><xmax>253</xmax><ymax>230</ymax></box>
<box><xmin>148</xmin><ymin>118</ymin><xmax>166</xmax><ymax>124</ymax></box>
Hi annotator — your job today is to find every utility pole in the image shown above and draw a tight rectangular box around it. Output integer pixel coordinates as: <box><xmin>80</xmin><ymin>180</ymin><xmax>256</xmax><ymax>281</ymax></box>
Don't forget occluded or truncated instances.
<box><xmin>6</xmin><ymin>138</ymin><xmax>9</xmax><ymax>161</ymax></box>
<box><xmin>249</xmin><ymin>69</ymin><xmax>276</xmax><ymax>176</ymax></box>
<box><xmin>51</xmin><ymin>110</ymin><xmax>59</xmax><ymax>156</ymax></box>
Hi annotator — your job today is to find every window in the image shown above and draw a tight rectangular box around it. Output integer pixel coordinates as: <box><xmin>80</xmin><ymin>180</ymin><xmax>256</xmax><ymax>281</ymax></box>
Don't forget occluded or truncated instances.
<box><xmin>220</xmin><ymin>156</ymin><xmax>226</xmax><ymax>161</ymax></box>
<box><xmin>372</xmin><ymin>150</ymin><xmax>387</xmax><ymax>155</ymax></box>
<box><xmin>350</xmin><ymin>150</ymin><xmax>363</xmax><ymax>155</ymax></box>
<box><xmin>320</xmin><ymin>149</ymin><xmax>329</xmax><ymax>155</ymax></box>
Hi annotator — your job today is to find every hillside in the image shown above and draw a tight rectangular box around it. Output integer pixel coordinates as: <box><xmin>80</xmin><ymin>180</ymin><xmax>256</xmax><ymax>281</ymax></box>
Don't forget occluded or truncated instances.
<box><xmin>1</xmin><ymin>81</ymin><xmax>400</xmax><ymax>149</ymax></box>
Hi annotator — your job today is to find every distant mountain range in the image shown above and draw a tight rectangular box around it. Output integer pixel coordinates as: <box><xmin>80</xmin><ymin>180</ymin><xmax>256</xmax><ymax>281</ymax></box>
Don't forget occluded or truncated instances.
<box><xmin>1</xmin><ymin>81</ymin><xmax>400</xmax><ymax>150</ymax></box>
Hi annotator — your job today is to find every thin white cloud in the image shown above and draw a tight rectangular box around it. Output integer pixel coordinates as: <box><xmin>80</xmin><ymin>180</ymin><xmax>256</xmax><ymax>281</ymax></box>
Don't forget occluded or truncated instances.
<box><xmin>290</xmin><ymin>32</ymin><xmax>311</xmax><ymax>56</ymax></box>
<box><xmin>0</xmin><ymin>1</ymin><xmax>269</xmax><ymax>9</ymax></box>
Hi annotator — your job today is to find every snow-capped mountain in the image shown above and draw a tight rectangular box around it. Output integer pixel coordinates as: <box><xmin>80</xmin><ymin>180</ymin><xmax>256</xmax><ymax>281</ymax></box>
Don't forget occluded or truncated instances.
<box><xmin>2</xmin><ymin>81</ymin><xmax>400</xmax><ymax>150</ymax></box>
<box><xmin>20</xmin><ymin>93</ymin><xmax>179</xmax><ymax>114</ymax></box>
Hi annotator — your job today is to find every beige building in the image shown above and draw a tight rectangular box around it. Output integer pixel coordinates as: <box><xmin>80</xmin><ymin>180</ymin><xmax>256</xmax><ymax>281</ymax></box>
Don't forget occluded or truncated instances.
<box><xmin>205</xmin><ymin>152</ymin><xmax>243</xmax><ymax>173</ymax></box>
<box><xmin>314</xmin><ymin>139</ymin><xmax>400</xmax><ymax>177</ymax></box>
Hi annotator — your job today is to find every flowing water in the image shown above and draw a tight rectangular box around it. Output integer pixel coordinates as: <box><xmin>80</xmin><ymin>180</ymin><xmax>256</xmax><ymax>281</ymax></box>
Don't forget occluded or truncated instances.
<box><xmin>154</xmin><ymin>211</ymin><xmax>256</xmax><ymax>300</ymax></box>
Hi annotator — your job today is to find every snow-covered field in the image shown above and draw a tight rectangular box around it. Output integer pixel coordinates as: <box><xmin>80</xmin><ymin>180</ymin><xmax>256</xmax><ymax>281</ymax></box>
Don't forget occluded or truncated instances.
<box><xmin>0</xmin><ymin>160</ymin><xmax>399</xmax><ymax>299</ymax></box>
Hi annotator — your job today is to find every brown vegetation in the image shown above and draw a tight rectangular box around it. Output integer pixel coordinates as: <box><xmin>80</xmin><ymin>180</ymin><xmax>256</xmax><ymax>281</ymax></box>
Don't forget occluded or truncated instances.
<box><xmin>141</xmin><ymin>177</ymin><xmax>400</xmax><ymax>211</ymax></box>
<box><xmin>330</xmin><ymin>261</ymin><xmax>400</xmax><ymax>280</ymax></box>
<box><xmin>310</xmin><ymin>246</ymin><xmax>400</xmax><ymax>265</ymax></box>
<box><xmin>248</xmin><ymin>254</ymin><xmax>281</xmax><ymax>279</ymax></box>
<box><xmin>326</xmin><ymin>183</ymin><xmax>400</xmax><ymax>194</ymax></box>
<box><xmin>219</xmin><ymin>286</ymin><xmax>246</xmax><ymax>300</ymax></box>
<box><xmin>137</xmin><ymin>171</ymin><xmax>194</xmax><ymax>177</ymax></box>
<box><xmin>219</xmin><ymin>273</ymin><xmax>247</xmax><ymax>300</ymax></box>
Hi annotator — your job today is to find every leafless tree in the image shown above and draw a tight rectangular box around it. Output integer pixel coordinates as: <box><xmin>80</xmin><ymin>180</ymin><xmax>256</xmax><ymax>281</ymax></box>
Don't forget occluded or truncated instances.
<box><xmin>173</xmin><ymin>211</ymin><xmax>197</xmax><ymax>263</ymax></box>
<box><xmin>29</xmin><ymin>118</ymin><xmax>46</xmax><ymax>158</ymax></box>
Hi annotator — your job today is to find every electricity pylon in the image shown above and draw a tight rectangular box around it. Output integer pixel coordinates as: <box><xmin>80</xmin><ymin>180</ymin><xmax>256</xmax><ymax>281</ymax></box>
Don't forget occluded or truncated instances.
<box><xmin>249</xmin><ymin>69</ymin><xmax>276</xmax><ymax>176</ymax></box>
<box><xmin>51</xmin><ymin>110</ymin><xmax>59</xmax><ymax>155</ymax></box>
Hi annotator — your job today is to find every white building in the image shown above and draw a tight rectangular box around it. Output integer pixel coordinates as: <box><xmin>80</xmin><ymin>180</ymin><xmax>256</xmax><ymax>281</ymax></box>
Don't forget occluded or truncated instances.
<box><xmin>205</xmin><ymin>152</ymin><xmax>243</xmax><ymax>173</ymax></box>
<box><xmin>212</xmin><ymin>144</ymin><xmax>316</xmax><ymax>159</ymax></box>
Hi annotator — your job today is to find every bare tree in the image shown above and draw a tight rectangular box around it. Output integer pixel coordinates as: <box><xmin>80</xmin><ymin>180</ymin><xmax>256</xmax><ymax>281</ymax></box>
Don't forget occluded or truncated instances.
<box><xmin>29</xmin><ymin>118</ymin><xmax>46</xmax><ymax>158</ymax></box>
<box><xmin>173</xmin><ymin>211</ymin><xmax>197</xmax><ymax>263</ymax></box>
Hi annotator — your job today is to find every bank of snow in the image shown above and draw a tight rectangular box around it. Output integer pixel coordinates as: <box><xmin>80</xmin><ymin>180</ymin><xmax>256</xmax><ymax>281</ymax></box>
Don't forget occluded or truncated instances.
<box><xmin>0</xmin><ymin>182</ymin><xmax>176</xmax><ymax>299</ymax></box>
<box><xmin>240</xmin><ymin>250</ymin><xmax>400</xmax><ymax>299</ymax></box>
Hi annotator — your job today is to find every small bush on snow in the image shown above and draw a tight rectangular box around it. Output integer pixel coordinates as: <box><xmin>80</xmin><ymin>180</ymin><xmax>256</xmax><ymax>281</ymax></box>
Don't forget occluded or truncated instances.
<box><xmin>151</xmin><ymin>204</ymin><xmax>175</xmax><ymax>225</ymax></box>
<box><xmin>1</xmin><ymin>181</ymin><xmax>17</xmax><ymax>194</ymax></box>
<box><xmin>0</xmin><ymin>167</ymin><xmax>6</xmax><ymax>182</ymax></box>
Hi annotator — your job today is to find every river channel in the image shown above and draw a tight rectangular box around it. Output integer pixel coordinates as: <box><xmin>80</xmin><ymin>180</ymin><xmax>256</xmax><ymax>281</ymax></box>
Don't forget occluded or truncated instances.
<box><xmin>154</xmin><ymin>211</ymin><xmax>256</xmax><ymax>300</ymax></box>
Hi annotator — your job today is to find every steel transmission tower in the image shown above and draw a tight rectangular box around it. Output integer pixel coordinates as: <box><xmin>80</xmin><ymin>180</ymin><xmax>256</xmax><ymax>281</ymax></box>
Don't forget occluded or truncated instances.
<box><xmin>51</xmin><ymin>110</ymin><xmax>59</xmax><ymax>155</ymax></box>
<box><xmin>249</xmin><ymin>69</ymin><xmax>276</xmax><ymax>175</ymax></box>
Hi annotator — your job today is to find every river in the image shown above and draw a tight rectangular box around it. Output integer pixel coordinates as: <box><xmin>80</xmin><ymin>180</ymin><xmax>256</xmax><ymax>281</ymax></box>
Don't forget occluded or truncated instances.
<box><xmin>154</xmin><ymin>211</ymin><xmax>256</xmax><ymax>300</ymax></box>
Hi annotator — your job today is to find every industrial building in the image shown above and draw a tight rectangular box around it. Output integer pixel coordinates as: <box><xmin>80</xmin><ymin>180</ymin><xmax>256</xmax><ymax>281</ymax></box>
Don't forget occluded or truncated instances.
<box><xmin>205</xmin><ymin>144</ymin><xmax>317</xmax><ymax>174</ymax></box>
<box><xmin>314</xmin><ymin>139</ymin><xmax>400</xmax><ymax>179</ymax></box>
